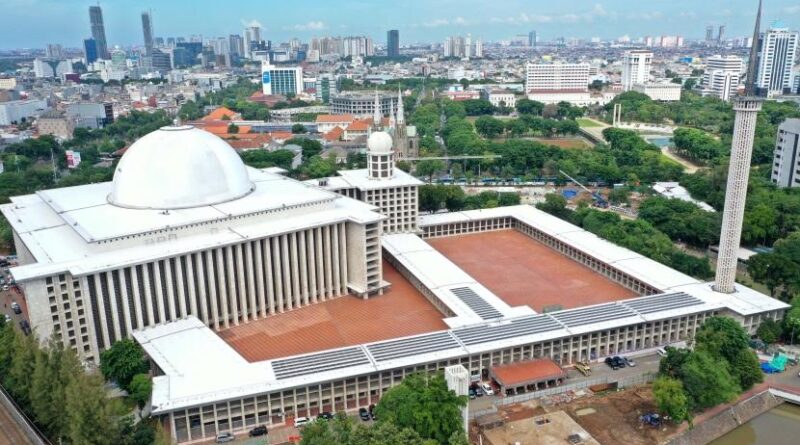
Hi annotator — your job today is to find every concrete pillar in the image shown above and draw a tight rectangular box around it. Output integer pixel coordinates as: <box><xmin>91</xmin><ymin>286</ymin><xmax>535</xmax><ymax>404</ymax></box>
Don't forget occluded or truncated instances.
<box><xmin>281</xmin><ymin>235</ymin><xmax>292</xmax><ymax>310</ymax></box>
<box><xmin>206</xmin><ymin>250</ymin><xmax>221</xmax><ymax>330</ymax></box>
<box><xmin>130</xmin><ymin>266</ymin><xmax>144</xmax><ymax>329</ymax></box>
<box><xmin>307</xmin><ymin>228</ymin><xmax>318</xmax><ymax>303</ymax></box>
<box><xmin>118</xmin><ymin>269</ymin><xmax>133</xmax><ymax>335</ymax></box>
<box><xmin>290</xmin><ymin>232</ymin><xmax>301</xmax><ymax>308</ymax></box>
<box><xmin>185</xmin><ymin>255</ymin><xmax>198</xmax><ymax>318</ymax></box>
<box><xmin>141</xmin><ymin>264</ymin><xmax>155</xmax><ymax>326</ymax></box>
<box><xmin>164</xmin><ymin>259</ymin><xmax>177</xmax><ymax>321</ymax></box>
<box><xmin>299</xmin><ymin>231</ymin><xmax>309</xmax><ymax>306</ymax></box>
<box><xmin>152</xmin><ymin>261</ymin><xmax>167</xmax><ymax>323</ymax></box>
<box><xmin>245</xmin><ymin>242</ymin><xmax>257</xmax><ymax>320</ymax></box>
<box><xmin>175</xmin><ymin>256</ymin><xmax>187</xmax><ymax>318</ymax></box>
<box><xmin>93</xmin><ymin>274</ymin><xmax>111</xmax><ymax>347</ymax></box>
<box><xmin>254</xmin><ymin>240</ymin><xmax>267</xmax><ymax>318</ymax></box>
<box><xmin>272</xmin><ymin>237</ymin><xmax>283</xmax><ymax>312</ymax></box>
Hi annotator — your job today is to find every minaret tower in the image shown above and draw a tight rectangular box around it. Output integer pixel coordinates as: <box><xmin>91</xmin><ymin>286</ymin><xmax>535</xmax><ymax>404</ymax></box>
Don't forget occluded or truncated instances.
<box><xmin>714</xmin><ymin>0</ymin><xmax>763</xmax><ymax>294</ymax></box>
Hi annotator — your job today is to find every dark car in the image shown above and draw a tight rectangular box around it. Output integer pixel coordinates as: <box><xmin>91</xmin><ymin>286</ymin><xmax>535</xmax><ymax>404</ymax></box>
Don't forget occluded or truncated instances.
<box><xmin>612</xmin><ymin>356</ymin><xmax>626</xmax><ymax>369</ymax></box>
<box><xmin>249</xmin><ymin>425</ymin><xmax>268</xmax><ymax>437</ymax></box>
<box><xmin>604</xmin><ymin>357</ymin><xmax>619</xmax><ymax>370</ymax></box>
<box><xmin>19</xmin><ymin>320</ymin><xmax>31</xmax><ymax>336</ymax></box>
<box><xmin>317</xmin><ymin>412</ymin><xmax>334</xmax><ymax>421</ymax></box>
<box><xmin>11</xmin><ymin>302</ymin><xmax>21</xmax><ymax>314</ymax></box>
<box><xmin>359</xmin><ymin>407</ymin><xmax>371</xmax><ymax>421</ymax></box>
<box><xmin>468</xmin><ymin>388</ymin><xmax>476</xmax><ymax>399</ymax></box>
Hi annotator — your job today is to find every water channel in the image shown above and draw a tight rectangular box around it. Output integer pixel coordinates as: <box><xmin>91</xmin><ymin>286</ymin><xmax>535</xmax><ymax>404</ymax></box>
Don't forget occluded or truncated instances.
<box><xmin>708</xmin><ymin>403</ymin><xmax>800</xmax><ymax>445</ymax></box>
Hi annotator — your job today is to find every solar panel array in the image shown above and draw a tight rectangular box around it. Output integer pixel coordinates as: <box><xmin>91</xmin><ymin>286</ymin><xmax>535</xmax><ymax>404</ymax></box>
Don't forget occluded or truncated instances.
<box><xmin>272</xmin><ymin>347</ymin><xmax>370</xmax><ymax>379</ymax></box>
<box><xmin>367</xmin><ymin>332</ymin><xmax>461</xmax><ymax>362</ymax></box>
<box><xmin>623</xmin><ymin>292</ymin><xmax>704</xmax><ymax>315</ymax></box>
<box><xmin>549</xmin><ymin>303</ymin><xmax>637</xmax><ymax>328</ymax></box>
<box><xmin>450</xmin><ymin>287</ymin><xmax>504</xmax><ymax>320</ymax></box>
<box><xmin>453</xmin><ymin>315</ymin><xmax>562</xmax><ymax>346</ymax></box>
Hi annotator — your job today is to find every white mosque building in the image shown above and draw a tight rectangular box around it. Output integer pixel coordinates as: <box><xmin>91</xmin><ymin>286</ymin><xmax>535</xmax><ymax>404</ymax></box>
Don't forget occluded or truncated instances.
<box><xmin>1</xmin><ymin>126</ymin><xmax>413</xmax><ymax>362</ymax></box>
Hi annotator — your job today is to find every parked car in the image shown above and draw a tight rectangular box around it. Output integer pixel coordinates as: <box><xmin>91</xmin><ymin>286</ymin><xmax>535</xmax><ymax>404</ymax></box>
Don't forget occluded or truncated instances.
<box><xmin>215</xmin><ymin>432</ymin><xmax>235</xmax><ymax>443</ymax></box>
<box><xmin>605</xmin><ymin>357</ymin><xmax>619</xmax><ymax>370</ymax></box>
<box><xmin>468</xmin><ymin>388</ymin><xmax>476</xmax><ymax>399</ymax></box>
<box><xmin>11</xmin><ymin>302</ymin><xmax>21</xmax><ymax>314</ymax></box>
<box><xmin>612</xmin><ymin>356</ymin><xmax>626</xmax><ymax>369</ymax></box>
<box><xmin>623</xmin><ymin>357</ymin><xmax>636</xmax><ymax>367</ymax></box>
<box><xmin>317</xmin><ymin>412</ymin><xmax>334</xmax><ymax>421</ymax></box>
<box><xmin>294</xmin><ymin>417</ymin><xmax>310</xmax><ymax>428</ymax></box>
<box><xmin>358</xmin><ymin>407</ymin><xmax>371</xmax><ymax>421</ymax></box>
<box><xmin>19</xmin><ymin>320</ymin><xmax>31</xmax><ymax>336</ymax></box>
<box><xmin>656</xmin><ymin>347</ymin><xmax>668</xmax><ymax>357</ymax></box>
<box><xmin>481</xmin><ymin>383</ymin><xmax>494</xmax><ymax>396</ymax></box>
<box><xmin>249</xmin><ymin>425</ymin><xmax>268</xmax><ymax>437</ymax></box>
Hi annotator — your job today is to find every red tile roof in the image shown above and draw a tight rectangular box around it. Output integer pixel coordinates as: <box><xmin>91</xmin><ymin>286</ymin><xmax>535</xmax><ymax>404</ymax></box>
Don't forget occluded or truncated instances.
<box><xmin>316</xmin><ymin>114</ymin><xmax>355</xmax><ymax>123</ymax></box>
<box><xmin>324</xmin><ymin>126</ymin><xmax>344</xmax><ymax>142</ymax></box>
<box><xmin>202</xmin><ymin>106</ymin><xmax>241</xmax><ymax>121</ymax></box>
<box><xmin>490</xmin><ymin>359</ymin><xmax>566</xmax><ymax>387</ymax></box>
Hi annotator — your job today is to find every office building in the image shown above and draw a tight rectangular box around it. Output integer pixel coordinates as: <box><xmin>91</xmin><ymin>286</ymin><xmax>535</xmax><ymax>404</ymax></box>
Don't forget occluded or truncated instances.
<box><xmin>229</xmin><ymin>34</ymin><xmax>244</xmax><ymax>56</ymax></box>
<box><xmin>175</xmin><ymin>42</ymin><xmax>202</xmax><ymax>67</ymax></box>
<box><xmin>83</xmin><ymin>38</ymin><xmax>98</xmax><ymax>64</ymax></box>
<box><xmin>525</xmin><ymin>62</ymin><xmax>590</xmax><ymax>91</ymax></box>
<box><xmin>244</xmin><ymin>25</ymin><xmax>262</xmax><ymax>58</ymax></box>
<box><xmin>474</xmin><ymin>38</ymin><xmax>483</xmax><ymax>58</ymax></box>
<box><xmin>702</xmin><ymin>55</ymin><xmax>742</xmax><ymax>101</ymax></box>
<box><xmin>0</xmin><ymin>99</ymin><xmax>48</xmax><ymax>125</ymax></box>
<box><xmin>621</xmin><ymin>50</ymin><xmax>652</xmax><ymax>91</ymax></box>
<box><xmin>528</xmin><ymin>31</ymin><xmax>537</xmax><ymax>47</ymax></box>
<box><xmin>315</xmin><ymin>74</ymin><xmax>337</xmax><ymax>103</ymax></box>
<box><xmin>705</xmin><ymin>25</ymin><xmax>714</xmax><ymax>43</ymax></box>
<box><xmin>770</xmin><ymin>119</ymin><xmax>800</xmax><ymax>188</ymax></box>
<box><xmin>261</xmin><ymin>62</ymin><xmax>303</xmax><ymax>96</ymax></box>
<box><xmin>33</xmin><ymin>58</ymin><xmax>72</xmax><ymax>78</ymax></box>
<box><xmin>755</xmin><ymin>23</ymin><xmax>799</xmax><ymax>97</ymax></box>
<box><xmin>142</xmin><ymin>11</ymin><xmax>154</xmax><ymax>56</ymax></box>
<box><xmin>387</xmin><ymin>30</ymin><xmax>399</xmax><ymax>57</ymax></box>
<box><xmin>718</xmin><ymin>25</ymin><xmax>726</xmax><ymax>43</ymax></box>
<box><xmin>89</xmin><ymin>5</ymin><xmax>109</xmax><ymax>59</ymax></box>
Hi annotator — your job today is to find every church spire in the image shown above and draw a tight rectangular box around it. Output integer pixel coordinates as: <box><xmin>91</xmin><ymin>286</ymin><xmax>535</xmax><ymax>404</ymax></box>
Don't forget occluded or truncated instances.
<box><xmin>372</xmin><ymin>88</ymin><xmax>381</xmax><ymax>127</ymax></box>
<box><xmin>745</xmin><ymin>0</ymin><xmax>762</xmax><ymax>96</ymax></box>
<box><xmin>396</xmin><ymin>87</ymin><xmax>405</xmax><ymax>126</ymax></box>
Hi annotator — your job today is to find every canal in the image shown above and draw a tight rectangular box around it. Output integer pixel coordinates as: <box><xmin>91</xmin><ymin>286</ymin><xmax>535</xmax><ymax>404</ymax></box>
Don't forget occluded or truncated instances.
<box><xmin>709</xmin><ymin>403</ymin><xmax>800</xmax><ymax>445</ymax></box>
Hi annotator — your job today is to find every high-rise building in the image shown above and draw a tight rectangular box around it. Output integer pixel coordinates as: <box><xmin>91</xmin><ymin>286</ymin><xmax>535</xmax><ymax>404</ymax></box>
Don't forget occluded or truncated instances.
<box><xmin>770</xmin><ymin>119</ymin><xmax>800</xmax><ymax>188</ymax></box>
<box><xmin>528</xmin><ymin>30</ymin><xmax>537</xmax><ymax>47</ymax></box>
<box><xmin>387</xmin><ymin>30</ymin><xmax>399</xmax><ymax>57</ymax></box>
<box><xmin>525</xmin><ymin>62</ymin><xmax>590</xmax><ymax>91</ymax></box>
<box><xmin>244</xmin><ymin>25</ymin><xmax>262</xmax><ymax>58</ymax></box>
<box><xmin>474</xmin><ymin>38</ymin><xmax>483</xmax><ymax>58</ymax></box>
<box><xmin>714</xmin><ymin>0</ymin><xmax>763</xmax><ymax>294</ymax></box>
<box><xmin>755</xmin><ymin>23</ymin><xmax>799</xmax><ymax>97</ymax></box>
<box><xmin>229</xmin><ymin>34</ymin><xmax>244</xmax><ymax>56</ymax></box>
<box><xmin>83</xmin><ymin>38</ymin><xmax>98</xmax><ymax>64</ymax></box>
<box><xmin>621</xmin><ymin>50</ymin><xmax>652</xmax><ymax>91</ymax></box>
<box><xmin>261</xmin><ymin>61</ymin><xmax>303</xmax><ymax>96</ymax></box>
<box><xmin>315</xmin><ymin>74</ymin><xmax>337</xmax><ymax>103</ymax></box>
<box><xmin>718</xmin><ymin>25</ymin><xmax>726</xmax><ymax>42</ymax></box>
<box><xmin>89</xmin><ymin>5</ymin><xmax>109</xmax><ymax>59</ymax></box>
<box><xmin>175</xmin><ymin>42</ymin><xmax>202</xmax><ymax>67</ymax></box>
<box><xmin>45</xmin><ymin>44</ymin><xmax>63</xmax><ymax>59</ymax></box>
<box><xmin>141</xmin><ymin>11</ymin><xmax>154</xmax><ymax>56</ymax></box>
<box><xmin>705</xmin><ymin>25</ymin><xmax>714</xmax><ymax>42</ymax></box>
<box><xmin>702</xmin><ymin>55</ymin><xmax>742</xmax><ymax>101</ymax></box>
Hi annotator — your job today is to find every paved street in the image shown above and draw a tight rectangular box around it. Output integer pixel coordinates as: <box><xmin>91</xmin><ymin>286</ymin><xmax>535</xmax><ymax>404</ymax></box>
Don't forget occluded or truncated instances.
<box><xmin>0</xmin><ymin>392</ymin><xmax>34</xmax><ymax>445</ymax></box>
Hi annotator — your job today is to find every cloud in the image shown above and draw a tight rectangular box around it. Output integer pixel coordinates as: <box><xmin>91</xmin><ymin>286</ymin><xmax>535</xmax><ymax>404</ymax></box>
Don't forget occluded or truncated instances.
<box><xmin>489</xmin><ymin>13</ymin><xmax>553</xmax><ymax>25</ymax></box>
<box><xmin>422</xmin><ymin>18</ymin><xmax>450</xmax><ymax>28</ymax></box>
<box><xmin>626</xmin><ymin>11</ymin><xmax>663</xmax><ymax>20</ymax></box>
<box><xmin>241</xmin><ymin>19</ymin><xmax>263</xmax><ymax>28</ymax></box>
<box><xmin>785</xmin><ymin>6</ymin><xmax>800</xmax><ymax>14</ymax></box>
<box><xmin>285</xmin><ymin>21</ymin><xmax>327</xmax><ymax>31</ymax></box>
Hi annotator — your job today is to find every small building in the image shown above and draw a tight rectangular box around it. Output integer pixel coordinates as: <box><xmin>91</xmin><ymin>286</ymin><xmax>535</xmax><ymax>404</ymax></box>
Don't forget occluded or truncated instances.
<box><xmin>490</xmin><ymin>359</ymin><xmax>567</xmax><ymax>396</ymax></box>
<box><xmin>36</xmin><ymin>110</ymin><xmax>75</xmax><ymax>140</ymax></box>
<box><xmin>315</xmin><ymin>114</ymin><xmax>355</xmax><ymax>133</ymax></box>
<box><xmin>482</xmin><ymin>89</ymin><xmax>517</xmax><ymax>109</ymax></box>
<box><xmin>632</xmin><ymin>82</ymin><xmax>682</xmax><ymax>102</ymax></box>
<box><xmin>771</xmin><ymin>119</ymin><xmax>800</xmax><ymax>188</ymax></box>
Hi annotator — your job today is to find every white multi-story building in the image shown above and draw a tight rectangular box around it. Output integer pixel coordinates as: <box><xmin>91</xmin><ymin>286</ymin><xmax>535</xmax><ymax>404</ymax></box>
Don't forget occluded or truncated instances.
<box><xmin>621</xmin><ymin>50</ymin><xmax>652</xmax><ymax>91</ymax></box>
<box><xmin>1</xmin><ymin>126</ymin><xmax>387</xmax><ymax>362</ymax></box>
<box><xmin>770</xmin><ymin>119</ymin><xmax>800</xmax><ymax>188</ymax></box>
<box><xmin>482</xmin><ymin>89</ymin><xmax>517</xmax><ymax>109</ymax></box>
<box><xmin>33</xmin><ymin>58</ymin><xmax>73</xmax><ymax>78</ymax></box>
<box><xmin>261</xmin><ymin>62</ymin><xmax>303</xmax><ymax>96</ymax></box>
<box><xmin>632</xmin><ymin>82</ymin><xmax>682</xmax><ymax>101</ymax></box>
<box><xmin>756</xmin><ymin>25</ymin><xmax>799</xmax><ymax>97</ymax></box>
<box><xmin>702</xmin><ymin>55</ymin><xmax>743</xmax><ymax>101</ymax></box>
<box><xmin>525</xmin><ymin>62</ymin><xmax>590</xmax><ymax>92</ymax></box>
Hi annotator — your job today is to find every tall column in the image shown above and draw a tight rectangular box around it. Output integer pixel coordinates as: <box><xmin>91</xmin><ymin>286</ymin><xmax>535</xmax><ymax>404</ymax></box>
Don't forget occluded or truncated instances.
<box><xmin>118</xmin><ymin>269</ymin><xmax>133</xmax><ymax>335</ymax></box>
<box><xmin>206</xmin><ymin>250</ymin><xmax>220</xmax><ymax>329</ymax></box>
<box><xmin>130</xmin><ymin>266</ymin><xmax>144</xmax><ymax>329</ymax></box>
<box><xmin>299</xmin><ymin>231</ymin><xmax>309</xmax><ymax>306</ymax></box>
<box><xmin>141</xmin><ymin>264</ymin><xmax>155</xmax><ymax>326</ymax></box>
<box><xmin>153</xmin><ymin>261</ymin><xmax>167</xmax><ymax>323</ymax></box>
<box><xmin>254</xmin><ymin>240</ymin><xmax>267</xmax><ymax>318</ymax></box>
<box><xmin>92</xmin><ymin>274</ymin><xmax>111</xmax><ymax>348</ymax></box>
<box><xmin>217</xmin><ymin>249</ymin><xmax>230</xmax><ymax>328</ymax></box>
<box><xmin>175</xmin><ymin>257</ymin><xmax>188</xmax><ymax>318</ymax></box>
<box><xmin>290</xmin><ymin>233</ymin><xmax>301</xmax><ymax>308</ymax></box>
<box><xmin>307</xmin><ymin>228</ymin><xmax>318</xmax><ymax>303</ymax></box>
<box><xmin>714</xmin><ymin>97</ymin><xmax>762</xmax><ymax>293</ymax></box>
<box><xmin>164</xmin><ymin>260</ymin><xmax>177</xmax><ymax>321</ymax></box>
<box><xmin>245</xmin><ymin>242</ymin><xmax>257</xmax><ymax>320</ymax></box>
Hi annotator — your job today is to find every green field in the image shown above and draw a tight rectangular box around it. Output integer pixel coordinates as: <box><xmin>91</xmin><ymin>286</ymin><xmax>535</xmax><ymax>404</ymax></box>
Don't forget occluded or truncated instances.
<box><xmin>576</xmin><ymin>118</ymin><xmax>604</xmax><ymax>128</ymax></box>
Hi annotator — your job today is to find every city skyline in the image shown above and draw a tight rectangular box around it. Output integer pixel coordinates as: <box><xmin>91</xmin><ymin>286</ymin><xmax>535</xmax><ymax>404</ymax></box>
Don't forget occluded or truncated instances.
<box><xmin>2</xmin><ymin>0</ymin><xmax>800</xmax><ymax>50</ymax></box>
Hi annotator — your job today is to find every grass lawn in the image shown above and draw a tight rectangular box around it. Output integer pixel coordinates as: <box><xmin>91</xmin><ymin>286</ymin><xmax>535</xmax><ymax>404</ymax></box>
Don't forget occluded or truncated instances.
<box><xmin>576</xmin><ymin>118</ymin><xmax>604</xmax><ymax>128</ymax></box>
<box><xmin>534</xmin><ymin>137</ymin><xmax>591</xmax><ymax>149</ymax></box>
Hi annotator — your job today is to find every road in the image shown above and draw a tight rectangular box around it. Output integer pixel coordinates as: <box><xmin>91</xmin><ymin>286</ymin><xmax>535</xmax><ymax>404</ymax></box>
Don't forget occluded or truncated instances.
<box><xmin>660</xmin><ymin>146</ymin><xmax>704</xmax><ymax>174</ymax></box>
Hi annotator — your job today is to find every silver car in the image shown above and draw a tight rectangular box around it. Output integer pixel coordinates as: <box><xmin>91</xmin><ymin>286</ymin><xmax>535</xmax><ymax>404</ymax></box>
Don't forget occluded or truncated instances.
<box><xmin>215</xmin><ymin>432</ymin><xmax>235</xmax><ymax>443</ymax></box>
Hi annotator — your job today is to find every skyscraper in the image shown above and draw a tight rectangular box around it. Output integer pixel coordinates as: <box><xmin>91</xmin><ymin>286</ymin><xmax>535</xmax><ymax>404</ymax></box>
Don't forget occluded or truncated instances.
<box><xmin>528</xmin><ymin>30</ymin><xmax>537</xmax><ymax>47</ymax></box>
<box><xmin>714</xmin><ymin>0</ymin><xmax>763</xmax><ymax>294</ymax></box>
<box><xmin>755</xmin><ymin>23</ymin><xmax>799</xmax><ymax>97</ymax></box>
<box><xmin>718</xmin><ymin>25</ymin><xmax>726</xmax><ymax>42</ymax></box>
<box><xmin>83</xmin><ymin>38</ymin><xmax>98</xmax><ymax>64</ymax></box>
<box><xmin>244</xmin><ymin>25</ymin><xmax>262</xmax><ymax>58</ymax></box>
<box><xmin>770</xmin><ymin>119</ymin><xmax>800</xmax><ymax>188</ymax></box>
<box><xmin>621</xmin><ymin>50</ymin><xmax>652</xmax><ymax>91</ymax></box>
<box><xmin>89</xmin><ymin>5</ymin><xmax>109</xmax><ymax>59</ymax></box>
<box><xmin>141</xmin><ymin>11</ymin><xmax>154</xmax><ymax>56</ymax></box>
<box><xmin>705</xmin><ymin>25</ymin><xmax>714</xmax><ymax>42</ymax></box>
<box><xmin>387</xmin><ymin>30</ymin><xmax>400</xmax><ymax>57</ymax></box>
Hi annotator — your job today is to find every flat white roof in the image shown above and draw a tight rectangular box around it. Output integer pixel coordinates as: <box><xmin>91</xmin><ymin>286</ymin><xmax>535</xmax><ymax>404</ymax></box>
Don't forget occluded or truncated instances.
<box><xmin>319</xmin><ymin>167</ymin><xmax>424</xmax><ymax>191</ymax></box>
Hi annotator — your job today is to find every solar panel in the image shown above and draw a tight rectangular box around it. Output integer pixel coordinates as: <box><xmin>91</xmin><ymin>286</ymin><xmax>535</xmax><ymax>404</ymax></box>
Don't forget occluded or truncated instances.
<box><xmin>453</xmin><ymin>315</ymin><xmax>562</xmax><ymax>346</ymax></box>
<box><xmin>623</xmin><ymin>292</ymin><xmax>704</xmax><ymax>315</ymax></box>
<box><xmin>272</xmin><ymin>347</ymin><xmax>370</xmax><ymax>379</ymax></box>
<box><xmin>450</xmin><ymin>286</ymin><xmax>504</xmax><ymax>320</ymax></box>
<box><xmin>549</xmin><ymin>303</ymin><xmax>637</xmax><ymax>327</ymax></box>
<box><xmin>367</xmin><ymin>332</ymin><xmax>461</xmax><ymax>362</ymax></box>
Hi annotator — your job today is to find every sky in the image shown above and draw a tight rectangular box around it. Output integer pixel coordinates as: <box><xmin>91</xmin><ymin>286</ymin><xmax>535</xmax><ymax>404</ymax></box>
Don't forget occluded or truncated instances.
<box><xmin>2</xmin><ymin>0</ymin><xmax>800</xmax><ymax>49</ymax></box>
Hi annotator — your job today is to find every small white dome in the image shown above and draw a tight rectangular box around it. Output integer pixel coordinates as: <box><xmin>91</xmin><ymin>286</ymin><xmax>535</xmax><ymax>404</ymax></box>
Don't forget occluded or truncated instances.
<box><xmin>367</xmin><ymin>131</ymin><xmax>394</xmax><ymax>154</ymax></box>
<box><xmin>108</xmin><ymin>126</ymin><xmax>254</xmax><ymax>210</ymax></box>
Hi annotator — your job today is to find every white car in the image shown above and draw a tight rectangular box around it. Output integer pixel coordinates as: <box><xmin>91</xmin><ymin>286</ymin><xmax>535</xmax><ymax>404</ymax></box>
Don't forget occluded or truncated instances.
<box><xmin>481</xmin><ymin>383</ymin><xmax>494</xmax><ymax>396</ymax></box>
<box><xmin>656</xmin><ymin>347</ymin><xmax>667</xmax><ymax>357</ymax></box>
<box><xmin>294</xmin><ymin>416</ymin><xmax>310</xmax><ymax>428</ymax></box>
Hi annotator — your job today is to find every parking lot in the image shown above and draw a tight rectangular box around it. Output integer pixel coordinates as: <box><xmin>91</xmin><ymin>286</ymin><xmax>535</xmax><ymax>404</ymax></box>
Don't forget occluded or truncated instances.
<box><xmin>0</xmin><ymin>262</ymin><xmax>27</xmax><ymax>335</ymax></box>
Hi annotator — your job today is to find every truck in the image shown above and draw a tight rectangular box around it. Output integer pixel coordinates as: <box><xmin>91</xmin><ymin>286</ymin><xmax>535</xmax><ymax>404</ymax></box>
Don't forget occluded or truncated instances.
<box><xmin>575</xmin><ymin>360</ymin><xmax>592</xmax><ymax>376</ymax></box>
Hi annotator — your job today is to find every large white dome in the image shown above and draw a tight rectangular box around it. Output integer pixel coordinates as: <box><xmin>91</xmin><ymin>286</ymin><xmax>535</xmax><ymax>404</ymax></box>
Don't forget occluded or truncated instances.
<box><xmin>367</xmin><ymin>131</ymin><xmax>394</xmax><ymax>154</ymax></box>
<box><xmin>108</xmin><ymin>126</ymin><xmax>254</xmax><ymax>210</ymax></box>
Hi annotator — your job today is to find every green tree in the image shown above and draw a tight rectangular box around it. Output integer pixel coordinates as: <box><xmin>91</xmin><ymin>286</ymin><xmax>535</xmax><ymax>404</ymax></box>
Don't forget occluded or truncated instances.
<box><xmin>99</xmin><ymin>339</ymin><xmax>149</xmax><ymax>391</ymax></box>
<box><xmin>756</xmin><ymin>319</ymin><xmax>782</xmax><ymax>344</ymax></box>
<box><xmin>374</xmin><ymin>373</ymin><xmax>467</xmax><ymax>444</ymax></box>
<box><xmin>516</xmin><ymin>98</ymin><xmax>544</xmax><ymax>116</ymax></box>
<box><xmin>227</xmin><ymin>123</ymin><xmax>239</xmax><ymax>134</ymax></box>
<box><xmin>658</xmin><ymin>346</ymin><xmax>692</xmax><ymax>379</ymax></box>
<box><xmin>128</xmin><ymin>374</ymin><xmax>153</xmax><ymax>409</ymax></box>
<box><xmin>292</xmin><ymin>123</ymin><xmax>308</xmax><ymax>134</ymax></box>
<box><xmin>474</xmin><ymin>116</ymin><xmax>505</xmax><ymax>138</ymax></box>
<box><xmin>694</xmin><ymin>316</ymin><xmax>761</xmax><ymax>391</ymax></box>
<box><xmin>652</xmin><ymin>377</ymin><xmax>691</xmax><ymax>424</ymax></box>
<box><xmin>747</xmin><ymin>253</ymin><xmax>800</xmax><ymax>297</ymax></box>
<box><xmin>65</xmin><ymin>372</ymin><xmax>122</xmax><ymax>445</ymax></box>
<box><xmin>680</xmin><ymin>350</ymin><xmax>739</xmax><ymax>410</ymax></box>
<box><xmin>416</xmin><ymin>159</ymin><xmax>444</xmax><ymax>183</ymax></box>
<box><xmin>419</xmin><ymin>184</ymin><xmax>447</xmax><ymax>213</ymax></box>
<box><xmin>536</xmin><ymin>193</ymin><xmax>571</xmax><ymax>219</ymax></box>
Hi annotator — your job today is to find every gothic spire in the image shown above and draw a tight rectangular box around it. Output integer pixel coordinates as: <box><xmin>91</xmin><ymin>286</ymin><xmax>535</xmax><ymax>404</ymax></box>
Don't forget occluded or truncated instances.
<box><xmin>396</xmin><ymin>86</ymin><xmax>405</xmax><ymax>126</ymax></box>
<box><xmin>745</xmin><ymin>0</ymin><xmax>762</xmax><ymax>96</ymax></box>
<box><xmin>372</xmin><ymin>88</ymin><xmax>381</xmax><ymax>127</ymax></box>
